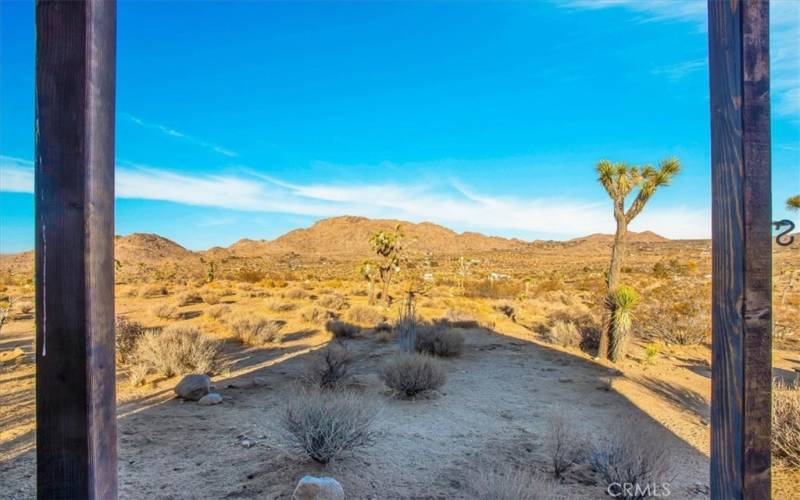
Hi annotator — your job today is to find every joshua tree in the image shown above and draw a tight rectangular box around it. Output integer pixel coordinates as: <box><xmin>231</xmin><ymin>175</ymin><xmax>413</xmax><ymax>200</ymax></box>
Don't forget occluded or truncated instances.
<box><xmin>788</xmin><ymin>195</ymin><xmax>800</xmax><ymax>211</ymax></box>
<box><xmin>369</xmin><ymin>225</ymin><xmax>403</xmax><ymax>305</ymax></box>
<box><xmin>596</xmin><ymin>158</ymin><xmax>680</xmax><ymax>360</ymax></box>
<box><xmin>359</xmin><ymin>260</ymin><xmax>378</xmax><ymax>305</ymax></box>
<box><xmin>608</xmin><ymin>285</ymin><xmax>640</xmax><ymax>362</ymax></box>
<box><xmin>0</xmin><ymin>297</ymin><xmax>18</xmax><ymax>336</ymax></box>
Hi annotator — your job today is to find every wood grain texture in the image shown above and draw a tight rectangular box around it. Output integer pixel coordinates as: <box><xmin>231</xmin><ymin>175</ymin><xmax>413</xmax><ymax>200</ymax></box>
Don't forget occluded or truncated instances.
<box><xmin>708</xmin><ymin>1</ymin><xmax>771</xmax><ymax>498</ymax></box>
<box><xmin>35</xmin><ymin>1</ymin><xmax>117</xmax><ymax>498</ymax></box>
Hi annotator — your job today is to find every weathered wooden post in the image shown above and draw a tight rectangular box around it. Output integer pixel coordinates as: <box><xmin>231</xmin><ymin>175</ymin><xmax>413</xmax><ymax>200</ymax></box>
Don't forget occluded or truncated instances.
<box><xmin>35</xmin><ymin>1</ymin><xmax>117</xmax><ymax>498</ymax></box>
<box><xmin>708</xmin><ymin>0</ymin><xmax>772</xmax><ymax>498</ymax></box>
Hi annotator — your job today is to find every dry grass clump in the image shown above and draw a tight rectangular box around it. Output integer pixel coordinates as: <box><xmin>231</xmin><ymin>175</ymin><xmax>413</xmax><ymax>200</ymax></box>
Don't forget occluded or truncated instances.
<box><xmin>467</xmin><ymin>464</ymin><xmax>563</xmax><ymax>500</ymax></box>
<box><xmin>205</xmin><ymin>304</ymin><xmax>230</xmax><ymax>319</ymax></box>
<box><xmin>141</xmin><ymin>284</ymin><xmax>168</xmax><ymax>298</ymax></box>
<box><xmin>773</xmin><ymin>379</ymin><xmax>800</xmax><ymax>469</ymax></box>
<box><xmin>230</xmin><ymin>315</ymin><xmax>285</xmax><ymax>345</ymax></box>
<box><xmin>415</xmin><ymin>325</ymin><xmax>465</xmax><ymax>357</ymax></box>
<box><xmin>282</xmin><ymin>287</ymin><xmax>309</xmax><ymax>300</ymax></box>
<box><xmin>546</xmin><ymin>414</ymin><xmax>586</xmax><ymax>479</ymax></box>
<box><xmin>316</xmin><ymin>293</ymin><xmax>348</xmax><ymax>311</ymax></box>
<box><xmin>132</xmin><ymin>325</ymin><xmax>219</xmax><ymax>378</ymax></box>
<box><xmin>300</xmin><ymin>305</ymin><xmax>334</xmax><ymax>324</ymax></box>
<box><xmin>303</xmin><ymin>343</ymin><xmax>353</xmax><ymax>390</ymax></box>
<box><xmin>151</xmin><ymin>303</ymin><xmax>179</xmax><ymax>320</ymax></box>
<box><xmin>589</xmin><ymin>420</ymin><xmax>671</xmax><ymax>500</ymax></box>
<box><xmin>379</xmin><ymin>353</ymin><xmax>446</xmax><ymax>398</ymax></box>
<box><xmin>282</xmin><ymin>387</ymin><xmax>379</xmax><ymax>464</ymax></box>
<box><xmin>177</xmin><ymin>291</ymin><xmax>202</xmax><ymax>306</ymax></box>
<box><xmin>543</xmin><ymin>320</ymin><xmax>581</xmax><ymax>348</ymax></box>
<box><xmin>266</xmin><ymin>298</ymin><xmax>296</xmax><ymax>312</ymax></box>
<box><xmin>201</xmin><ymin>292</ymin><xmax>221</xmax><ymax>305</ymax></box>
<box><xmin>115</xmin><ymin>316</ymin><xmax>146</xmax><ymax>364</ymax></box>
<box><xmin>326</xmin><ymin>320</ymin><xmax>360</xmax><ymax>339</ymax></box>
<box><xmin>346</xmin><ymin>305</ymin><xmax>385</xmax><ymax>327</ymax></box>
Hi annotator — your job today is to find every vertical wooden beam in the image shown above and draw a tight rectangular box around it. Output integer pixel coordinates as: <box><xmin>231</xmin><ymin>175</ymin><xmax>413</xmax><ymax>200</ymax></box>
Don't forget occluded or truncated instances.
<box><xmin>35</xmin><ymin>1</ymin><xmax>117</xmax><ymax>498</ymax></box>
<box><xmin>708</xmin><ymin>1</ymin><xmax>772</xmax><ymax>498</ymax></box>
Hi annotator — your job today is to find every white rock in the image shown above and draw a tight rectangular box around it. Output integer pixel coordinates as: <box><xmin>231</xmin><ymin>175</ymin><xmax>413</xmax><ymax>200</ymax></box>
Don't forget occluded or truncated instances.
<box><xmin>292</xmin><ymin>476</ymin><xmax>344</xmax><ymax>500</ymax></box>
<box><xmin>174</xmin><ymin>374</ymin><xmax>211</xmax><ymax>401</ymax></box>
<box><xmin>198</xmin><ymin>393</ymin><xmax>222</xmax><ymax>405</ymax></box>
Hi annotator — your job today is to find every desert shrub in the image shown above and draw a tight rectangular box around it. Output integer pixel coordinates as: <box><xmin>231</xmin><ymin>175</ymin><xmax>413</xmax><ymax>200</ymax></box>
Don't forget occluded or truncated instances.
<box><xmin>773</xmin><ymin>379</ymin><xmax>800</xmax><ymax>469</ymax></box>
<box><xmin>230</xmin><ymin>315</ymin><xmax>284</xmax><ymax>345</ymax></box>
<box><xmin>128</xmin><ymin>363</ymin><xmax>148</xmax><ymax>387</ymax></box>
<box><xmin>177</xmin><ymin>291</ymin><xmax>202</xmax><ymax>306</ymax></box>
<box><xmin>132</xmin><ymin>325</ymin><xmax>219</xmax><ymax>378</ymax></box>
<box><xmin>640</xmin><ymin>283</ymin><xmax>710</xmax><ymax>346</ymax></box>
<box><xmin>440</xmin><ymin>308</ymin><xmax>479</xmax><ymax>329</ymax></box>
<box><xmin>121</xmin><ymin>287</ymin><xmax>139</xmax><ymax>298</ymax></box>
<box><xmin>141</xmin><ymin>284</ymin><xmax>168</xmax><ymax>297</ymax></box>
<box><xmin>282</xmin><ymin>287</ymin><xmax>309</xmax><ymax>300</ymax></box>
<box><xmin>546</xmin><ymin>414</ymin><xmax>586</xmax><ymax>479</ymax></box>
<box><xmin>115</xmin><ymin>316</ymin><xmax>146</xmax><ymax>364</ymax></box>
<box><xmin>219</xmin><ymin>287</ymin><xmax>236</xmax><ymax>296</ymax></box>
<box><xmin>415</xmin><ymin>325</ymin><xmax>465</xmax><ymax>357</ymax></box>
<box><xmin>201</xmin><ymin>292</ymin><xmax>220</xmax><ymax>305</ymax></box>
<box><xmin>235</xmin><ymin>269</ymin><xmax>265</xmax><ymax>283</ymax></box>
<box><xmin>463</xmin><ymin>278</ymin><xmax>523</xmax><ymax>299</ymax></box>
<box><xmin>326</xmin><ymin>320</ymin><xmax>360</xmax><ymax>339</ymax></box>
<box><xmin>17</xmin><ymin>301</ymin><xmax>33</xmax><ymax>315</ymax></box>
<box><xmin>316</xmin><ymin>293</ymin><xmax>348</xmax><ymax>311</ymax></box>
<box><xmin>493</xmin><ymin>301</ymin><xmax>516</xmax><ymax>321</ymax></box>
<box><xmin>151</xmin><ymin>303</ymin><xmax>179</xmax><ymax>320</ymax></box>
<box><xmin>346</xmin><ymin>305</ymin><xmax>384</xmax><ymax>326</ymax></box>
<box><xmin>543</xmin><ymin>320</ymin><xmax>581</xmax><ymax>348</ymax></box>
<box><xmin>379</xmin><ymin>353</ymin><xmax>446</xmax><ymax>398</ymax></box>
<box><xmin>205</xmin><ymin>304</ymin><xmax>230</xmax><ymax>319</ymax></box>
<box><xmin>300</xmin><ymin>305</ymin><xmax>334</xmax><ymax>324</ymax></box>
<box><xmin>282</xmin><ymin>387</ymin><xmax>379</xmax><ymax>464</ymax></box>
<box><xmin>303</xmin><ymin>343</ymin><xmax>353</xmax><ymax>389</ymax></box>
<box><xmin>467</xmin><ymin>464</ymin><xmax>562</xmax><ymax>500</ymax></box>
<box><xmin>266</xmin><ymin>298</ymin><xmax>296</xmax><ymax>312</ymax></box>
<box><xmin>589</xmin><ymin>421</ymin><xmax>671</xmax><ymax>500</ymax></box>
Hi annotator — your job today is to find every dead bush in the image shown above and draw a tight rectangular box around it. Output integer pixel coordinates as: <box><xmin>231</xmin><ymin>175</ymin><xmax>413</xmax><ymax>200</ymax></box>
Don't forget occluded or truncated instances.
<box><xmin>132</xmin><ymin>325</ymin><xmax>219</xmax><ymax>378</ymax></box>
<box><xmin>177</xmin><ymin>291</ymin><xmax>202</xmax><ymax>306</ymax></box>
<box><xmin>326</xmin><ymin>320</ymin><xmax>360</xmax><ymax>339</ymax></box>
<box><xmin>379</xmin><ymin>353</ymin><xmax>446</xmax><ymax>398</ymax></box>
<box><xmin>282</xmin><ymin>287</ymin><xmax>309</xmax><ymax>300</ymax></box>
<box><xmin>589</xmin><ymin>420</ymin><xmax>672</xmax><ymax>500</ymax></box>
<box><xmin>300</xmin><ymin>305</ymin><xmax>335</xmax><ymax>324</ymax></box>
<box><xmin>467</xmin><ymin>464</ymin><xmax>562</xmax><ymax>500</ymax></box>
<box><xmin>282</xmin><ymin>387</ymin><xmax>379</xmax><ymax>464</ymax></box>
<box><xmin>316</xmin><ymin>293</ymin><xmax>348</xmax><ymax>311</ymax></box>
<box><xmin>266</xmin><ymin>298</ymin><xmax>296</xmax><ymax>312</ymax></box>
<box><xmin>346</xmin><ymin>305</ymin><xmax>384</xmax><ymax>327</ymax></box>
<box><xmin>543</xmin><ymin>320</ymin><xmax>581</xmax><ymax>348</ymax></box>
<box><xmin>205</xmin><ymin>304</ymin><xmax>230</xmax><ymax>319</ymax></box>
<box><xmin>773</xmin><ymin>379</ymin><xmax>800</xmax><ymax>469</ymax></box>
<box><xmin>141</xmin><ymin>284</ymin><xmax>168</xmax><ymax>297</ymax></box>
<box><xmin>493</xmin><ymin>301</ymin><xmax>517</xmax><ymax>321</ymax></box>
<box><xmin>303</xmin><ymin>343</ymin><xmax>353</xmax><ymax>389</ymax></box>
<box><xmin>546</xmin><ymin>414</ymin><xmax>586</xmax><ymax>479</ymax></box>
<box><xmin>115</xmin><ymin>316</ymin><xmax>146</xmax><ymax>364</ymax></box>
<box><xmin>201</xmin><ymin>292</ymin><xmax>221</xmax><ymax>305</ymax></box>
<box><xmin>415</xmin><ymin>325</ymin><xmax>465</xmax><ymax>357</ymax></box>
<box><xmin>150</xmin><ymin>303</ymin><xmax>179</xmax><ymax>320</ymax></box>
<box><xmin>230</xmin><ymin>315</ymin><xmax>285</xmax><ymax>345</ymax></box>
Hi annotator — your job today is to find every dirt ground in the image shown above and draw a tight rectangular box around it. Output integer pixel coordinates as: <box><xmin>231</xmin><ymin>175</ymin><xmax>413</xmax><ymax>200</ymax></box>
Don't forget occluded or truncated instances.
<box><xmin>1</xmin><ymin>281</ymin><xmax>799</xmax><ymax>499</ymax></box>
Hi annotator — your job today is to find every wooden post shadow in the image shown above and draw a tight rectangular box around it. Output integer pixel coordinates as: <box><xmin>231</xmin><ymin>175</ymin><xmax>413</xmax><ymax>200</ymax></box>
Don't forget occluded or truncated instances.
<box><xmin>35</xmin><ymin>0</ymin><xmax>117</xmax><ymax>498</ymax></box>
<box><xmin>708</xmin><ymin>0</ymin><xmax>772</xmax><ymax>498</ymax></box>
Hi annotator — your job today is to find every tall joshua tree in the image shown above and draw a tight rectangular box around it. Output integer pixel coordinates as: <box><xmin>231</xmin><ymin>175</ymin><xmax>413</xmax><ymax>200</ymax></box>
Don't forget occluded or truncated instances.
<box><xmin>369</xmin><ymin>225</ymin><xmax>404</xmax><ymax>306</ymax></box>
<box><xmin>596</xmin><ymin>158</ymin><xmax>680</xmax><ymax>360</ymax></box>
<box><xmin>788</xmin><ymin>195</ymin><xmax>800</xmax><ymax>211</ymax></box>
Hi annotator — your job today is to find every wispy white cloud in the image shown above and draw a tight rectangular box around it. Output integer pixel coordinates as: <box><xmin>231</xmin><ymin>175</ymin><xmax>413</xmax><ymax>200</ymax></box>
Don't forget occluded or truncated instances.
<box><xmin>651</xmin><ymin>58</ymin><xmax>706</xmax><ymax>82</ymax></box>
<box><xmin>0</xmin><ymin>156</ymin><xmax>34</xmax><ymax>192</ymax></box>
<box><xmin>121</xmin><ymin>114</ymin><xmax>238</xmax><ymax>158</ymax></box>
<box><xmin>1</xmin><ymin>155</ymin><xmax>710</xmax><ymax>239</ymax></box>
<box><xmin>560</xmin><ymin>0</ymin><xmax>800</xmax><ymax>119</ymax></box>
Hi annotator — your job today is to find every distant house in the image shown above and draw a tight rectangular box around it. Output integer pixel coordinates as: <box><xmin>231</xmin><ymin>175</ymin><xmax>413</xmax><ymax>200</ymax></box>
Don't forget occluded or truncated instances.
<box><xmin>488</xmin><ymin>272</ymin><xmax>510</xmax><ymax>281</ymax></box>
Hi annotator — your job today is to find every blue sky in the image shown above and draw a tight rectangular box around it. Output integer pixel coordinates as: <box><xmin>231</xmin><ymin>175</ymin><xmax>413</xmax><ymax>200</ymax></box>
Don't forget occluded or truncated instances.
<box><xmin>1</xmin><ymin>0</ymin><xmax>798</xmax><ymax>252</ymax></box>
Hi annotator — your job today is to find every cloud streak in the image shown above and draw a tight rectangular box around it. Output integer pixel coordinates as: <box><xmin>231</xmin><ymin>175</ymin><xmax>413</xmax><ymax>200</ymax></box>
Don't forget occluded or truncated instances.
<box><xmin>561</xmin><ymin>0</ymin><xmax>800</xmax><ymax>119</ymax></box>
<box><xmin>1</xmin><ymin>155</ymin><xmax>710</xmax><ymax>239</ymax></box>
<box><xmin>122</xmin><ymin>114</ymin><xmax>238</xmax><ymax>157</ymax></box>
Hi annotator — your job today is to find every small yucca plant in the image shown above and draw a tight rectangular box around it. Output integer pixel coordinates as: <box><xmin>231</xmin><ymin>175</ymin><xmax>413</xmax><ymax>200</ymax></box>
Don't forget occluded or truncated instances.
<box><xmin>608</xmin><ymin>285</ymin><xmax>640</xmax><ymax>362</ymax></box>
<box><xmin>788</xmin><ymin>195</ymin><xmax>800</xmax><ymax>212</ymax></box>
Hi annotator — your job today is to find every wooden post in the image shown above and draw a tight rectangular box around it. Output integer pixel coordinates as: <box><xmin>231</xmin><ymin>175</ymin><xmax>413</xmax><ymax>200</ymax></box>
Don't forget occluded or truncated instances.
<box><xmin>35</xmin><ymin>1</ymin><xmax>117</xmax><ymax>498</ymax></box>
<box><xmin>708</xmin><ymin>1</ymin><xmax>772</xmax><ymax>498</ymax></box>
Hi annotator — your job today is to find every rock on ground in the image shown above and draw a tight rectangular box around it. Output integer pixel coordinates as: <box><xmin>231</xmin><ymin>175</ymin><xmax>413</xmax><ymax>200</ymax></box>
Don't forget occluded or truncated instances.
<box><xmin>174</xmin><ymin>374</ymin><xmax>211</xmax><ymax>401</ymax></box>
<box><xmin>292</xmin><ymin>476</ymin><xmax>345</xmax><ymax>500</ymax></box>
<box><xmin>198</xmin><ymin>393</ymin><xmax>223</xmax><ymax>405</ymax></box>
